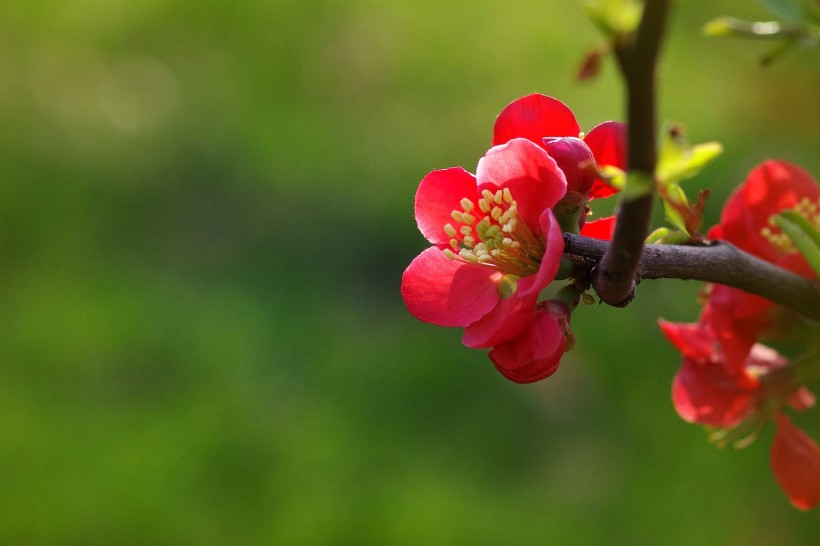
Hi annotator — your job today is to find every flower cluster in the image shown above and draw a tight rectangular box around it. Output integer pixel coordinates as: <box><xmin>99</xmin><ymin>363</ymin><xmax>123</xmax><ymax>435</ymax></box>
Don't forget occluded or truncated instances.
<box><xmin>402</xmin><ymin>94</ymin><xmax>625</xmax><ymax>382</ymax></box>
<box><xmin>660</xmin><ymin>160</ymin><xmax>820</xmax><ymax>510</ymax></box>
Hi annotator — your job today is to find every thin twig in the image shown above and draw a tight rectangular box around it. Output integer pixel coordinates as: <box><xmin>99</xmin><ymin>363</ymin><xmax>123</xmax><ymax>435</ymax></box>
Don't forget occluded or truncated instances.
<box><xmin>593</xmin><ymin>0</ymin><xmax>672</xmax><ymax>306</ymax></box>
<box><xmin>565</xmin><ymin>233</ymin><xmax>820</xmax><ymax>321</ymax></box>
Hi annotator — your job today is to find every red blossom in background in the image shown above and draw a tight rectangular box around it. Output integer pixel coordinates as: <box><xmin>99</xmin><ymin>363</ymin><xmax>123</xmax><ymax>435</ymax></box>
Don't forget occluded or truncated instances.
<box><xmin>661</xmin><ymin>160</ymin><xmax>820</xmax><ymax>509</ymax></box>
<box><xmin>705</xmin><ymin>161</ymin><xmax>820</xmax><ymax>362</ymax></box>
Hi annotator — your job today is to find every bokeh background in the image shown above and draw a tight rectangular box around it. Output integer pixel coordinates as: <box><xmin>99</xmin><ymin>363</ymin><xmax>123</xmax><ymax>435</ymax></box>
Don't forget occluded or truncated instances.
<box><xmin>1</xmin><ymin>0</ymin><xmax>818</xmax><ymax>544</ymax></box>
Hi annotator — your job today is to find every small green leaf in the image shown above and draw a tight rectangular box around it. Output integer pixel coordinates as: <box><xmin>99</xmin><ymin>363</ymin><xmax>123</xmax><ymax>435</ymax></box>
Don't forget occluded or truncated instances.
<box><xmin>646</xmin><ymin>227</ymin><xmax>690</xmax><ymax>245</ymax></box>
<box><xmin>586</xmin><ymin>0</ymin><xmax>643</xmax><ymax>36</ymax></box>
<box><xmin>646</xmin><ymin>227</ymin><xmax>670</xmax><ymax>244</ymax></box>
<box><xmin>781</xmin><ymin>209</ymin><xmax>820</xmax><ymax>248</ymax></box>
<box><xmin>662</xmin><ymin>198</ymin><xmax>690</xmax><ymax>235</ymax></box>
<box><xmin>656</xmin><ymin>124</ymin><xmax>723</xmax><ymax>185</ymax></box>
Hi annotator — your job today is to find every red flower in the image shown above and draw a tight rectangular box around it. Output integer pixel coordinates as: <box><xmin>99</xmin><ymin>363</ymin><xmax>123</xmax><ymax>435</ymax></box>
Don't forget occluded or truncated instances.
<box><xmin>493</xmin><ymin>93</ymin><xmax>627</xmax><ymax>201</ymax></box>
<box><xmin>661</xmin><ymin>317</ymin><xmax>820</xmax><ymax>508</ymax></box>
<box><xmin>772</xmin><ymin>414</ymin><xmax>820</xmax><ymax>511</ymax></box>
<box><xmin>660</xmin><ymin>160</ymin><xmax>820</xmax><ymax>508</ymax></box>
<box><xmin>402</xmin><ymin>138</ymin><xmax>567</xmax><ymax>349</ymax></box>
<box><xmin>705</xmin><ymin>161</ymin><xmax>820</xmax><ymax>359</ymax></box>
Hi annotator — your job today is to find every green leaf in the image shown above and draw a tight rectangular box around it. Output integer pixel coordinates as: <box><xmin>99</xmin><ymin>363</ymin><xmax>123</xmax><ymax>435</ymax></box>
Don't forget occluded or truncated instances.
<box><xmin>656</xmin><ymin>124</ymin><xmax>723</xmax><ymax>186</ymax></box>
<box><xmin>646</xmin><ymin>227</ymin><xmax>690</xmax><ymax>245</ymax></box>
<box><xmin>781</xmin><ymin>209</ymin><xmax>820</xmax><ymax>248</ymax></box>
<box><xmin>760</xmin><ymin>0</ymin><xmax>805</xmax><ymax>23</ymax></box>
<box><xmin>773</xmin><ymin>214</ymin><xmax>820</xmax><ymax>276</ymax></box>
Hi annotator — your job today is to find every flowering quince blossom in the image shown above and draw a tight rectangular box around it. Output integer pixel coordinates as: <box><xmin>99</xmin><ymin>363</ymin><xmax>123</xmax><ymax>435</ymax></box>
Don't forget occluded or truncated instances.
<box><xmin>401</xmin><ymin>96</ymin><xmax>626</xmax><ymax>383</ymax></box>
<box><xmin>660</xmin><ymin>160</ymin><xmax>820</xmax><ymax>509</ymax></box>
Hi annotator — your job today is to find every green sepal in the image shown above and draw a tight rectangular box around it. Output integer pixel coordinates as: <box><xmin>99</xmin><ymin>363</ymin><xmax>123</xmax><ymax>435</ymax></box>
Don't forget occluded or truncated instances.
<box><xmin>553</xmin><ymin>191</ymin><xmax>587</xmax><ymax>234</ymax></box>
<box><xmin>555</xmin><ymin>256</ymin><xmax>577</xmax><ymax>281</ymax></box>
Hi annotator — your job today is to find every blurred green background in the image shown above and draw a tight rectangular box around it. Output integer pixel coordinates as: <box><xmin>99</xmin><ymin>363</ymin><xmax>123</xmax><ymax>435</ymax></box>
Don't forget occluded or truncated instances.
<box><xmin>1</xmin><ymin>0</ymin><xmax>818</xmax><ymax>544</ymax></box>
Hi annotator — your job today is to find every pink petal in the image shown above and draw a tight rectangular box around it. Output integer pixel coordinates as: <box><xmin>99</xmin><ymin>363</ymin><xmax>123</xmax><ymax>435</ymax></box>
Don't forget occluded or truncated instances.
<box><xmin>488</xmin><ymin>303</ymin><xmax>568</xmax><ymax>383</ymax></box>
<box><xmin>584</xmin><ymin>121</ymin><xmax>627</xmax><ymax>199</ymax></box>
<box><xmin>492</xmin><ymin>94</ymin><xmax>580</xmax><ymax>147</ymax></box>
<box><xmin>516</xmin><ymin>209</ymin><xmax>564</xmax><ymax>298</ymax></box>
<box><xmin>580</xmin><ymin>216</ymin><xmax>616</xmax><ymax>240</ymax></box>
<box><xmin>476</xmin><ymin>138</ymin><xmax>567</xmax><ymax>236</ymax></box>
<box><xmin>461</xmin><ymin>289</ymin><xmax>538</xmax><ymax>349</ymax></box>
<box><xmin>401</xmin><ymin>247</ymin><xmax>500</xmax><ymax>327</ymax></box>
<box><xmin>771</xmin><ymin>414</ymin><xmax>820</xmax><ymax>510</ymax></box>
<box><xmin>415</xmin><ymin>167</ymin><xmax>479</xmax><ymax>246</ymax></box>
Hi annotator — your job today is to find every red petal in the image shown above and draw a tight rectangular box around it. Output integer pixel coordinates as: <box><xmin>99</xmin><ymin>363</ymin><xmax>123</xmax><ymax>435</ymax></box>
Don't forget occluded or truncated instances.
<box><xmin>488</xmin><ymin>304</ymin><xmax>568</xmax><ymax>383</ymax></box>
<box><xmin>771</xmin><ymin>414</ymin><xmax>820</xmax><ymax>510</ymax></box>
<box><xmin>401</xmin><ymin>247</ymin><xmax>499</xmax><ymax>327</ymax></box>
<box><xmin>461</xmin><ymin>289</ymin><xmax>538</xmax><ymax>349</ymax></box>
<box><xmin>658</xmin><ymin>320</ymin><xmax>715</xmax><ymax>360</ymax></box>
<box><xmin>580</xmin><ymin>216</ymin><xmax>616</xmax><ymax>240</ymax></box>
<box><xmin>517</xmin><ymin>210</ymin><xmax>564</xmax><ymax>298</ymax></box>
<box><xmin>584</xmin><ymin>121</ymin><xmax>627</xmax><ymax>169</ymax></box>
<box><xmin>492</xmin><ymin>94</ymin><xmax>580</xmax><ymax>147</ymax></box>
<box><xmin>584</xmin><ymin>121</ymin><xmax>627</xmax><ymax>199</ymax></box>
<box><xmin>476</xmin><ymin>138</ymin><xmax>567</xmax><ymax>237</ymax></box>
<box><xmin>671</xmin><ymin>358</ymin><xmax>755</xmax><ymax>428</ymax></box>
<box><xmin>415</xmin><ymin>167</ymin><xmax>479</xmax><ymax>246</ymax></box>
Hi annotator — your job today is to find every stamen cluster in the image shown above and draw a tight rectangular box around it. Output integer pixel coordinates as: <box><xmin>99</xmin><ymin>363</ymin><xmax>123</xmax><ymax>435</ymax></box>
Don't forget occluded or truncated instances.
<box><xmin>441</xmin><ymin>188</ymin><xmax>544</xmax><ymax>278</ymax></box>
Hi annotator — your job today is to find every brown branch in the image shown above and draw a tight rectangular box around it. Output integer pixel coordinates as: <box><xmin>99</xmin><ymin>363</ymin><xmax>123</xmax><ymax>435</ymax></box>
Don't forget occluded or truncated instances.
<box><xmin>565</xmin><ymin>233</ymin><xmax>820</xmax><ymax>321</ymax></box>
<box><xmin>593</xmin><ymin>0</ymin><xmax>672</xmax><ymax>306</ymax></box>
